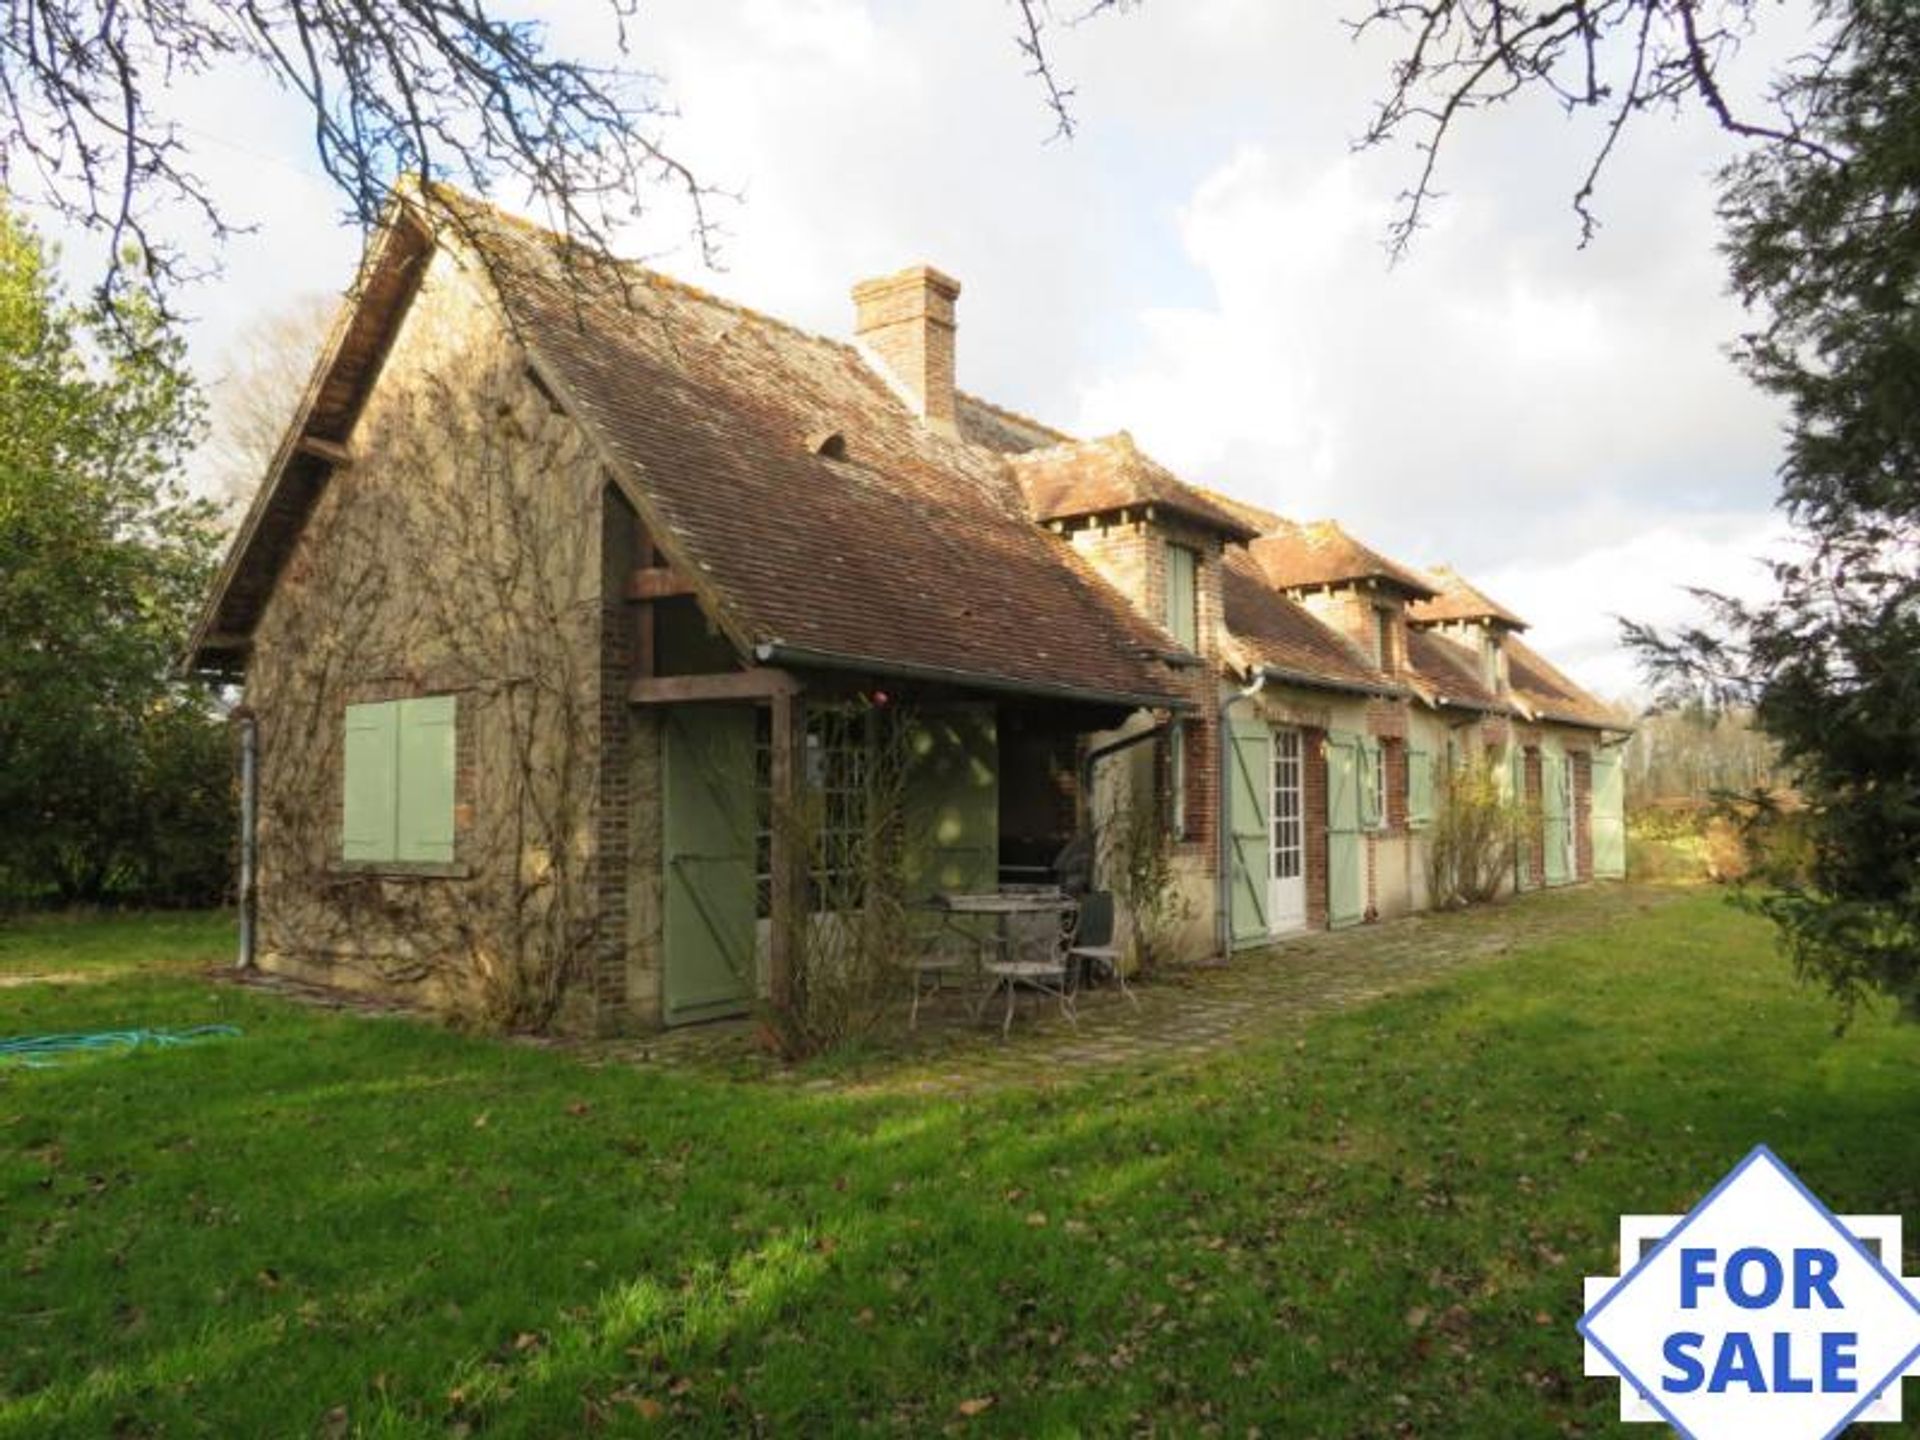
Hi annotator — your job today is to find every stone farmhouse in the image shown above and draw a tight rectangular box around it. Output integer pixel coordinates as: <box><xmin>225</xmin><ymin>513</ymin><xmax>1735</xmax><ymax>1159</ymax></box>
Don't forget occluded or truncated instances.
<box><xmin>190</xmin><ymin>186</ymin><xmax>1629</xmax><ymax>1032</ymax></box>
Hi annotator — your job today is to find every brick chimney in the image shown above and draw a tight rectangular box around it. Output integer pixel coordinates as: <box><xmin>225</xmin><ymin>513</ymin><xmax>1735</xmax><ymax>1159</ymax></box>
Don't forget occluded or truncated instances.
<box><xmin>852</xmin><ymin>266</ymin><xmax>961</xmax><ymax>431</ymax></box>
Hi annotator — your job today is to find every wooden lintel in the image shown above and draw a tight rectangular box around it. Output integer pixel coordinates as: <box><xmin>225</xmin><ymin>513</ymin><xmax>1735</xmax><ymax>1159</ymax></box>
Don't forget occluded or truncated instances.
<box><xmin>295</xmin><ymin>434</ymin><xmax>353</xmax><ymax>466</ymax></box>
<box><xmin>628</xmin><ymin>668</ymin><xmax>801</xmax><ymax>705</ymax></box>
<box><xmin>626</xmin><ymin>566</ymin><xmax>698</xmax><ymax>601</ymax></box>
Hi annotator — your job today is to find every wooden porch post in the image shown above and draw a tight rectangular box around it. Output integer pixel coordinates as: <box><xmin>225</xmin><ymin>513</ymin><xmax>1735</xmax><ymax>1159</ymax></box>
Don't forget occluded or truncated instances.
<box><xmin>767</xmin><ymin>689</ymin><xmax>802</xmax><ymax>1017</ymax></box>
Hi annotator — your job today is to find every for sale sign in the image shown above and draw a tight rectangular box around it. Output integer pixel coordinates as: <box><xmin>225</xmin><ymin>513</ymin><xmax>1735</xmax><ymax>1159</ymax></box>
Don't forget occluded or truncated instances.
<box><xmin>1580</xmin><ymin>1145</ymin><xmax>1920</xmax><ymax>1439</ymax></box>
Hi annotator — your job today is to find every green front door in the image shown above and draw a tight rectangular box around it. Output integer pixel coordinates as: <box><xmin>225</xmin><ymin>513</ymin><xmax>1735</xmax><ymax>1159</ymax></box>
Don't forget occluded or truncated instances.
<box><xmin>1326</xmin><ymin>732</ymin><xmax>1365</xmax><ymax>928</ymax></box>
<box><xmin>1227</xmin><ymin>713</ymin><xmax>1271</xmax><ymax>948</ymax></box>
<box><xmin>662</xmin><ymin>705</ymin><xmax>756</xmax><ymax>1025</ymax></box>
<box><xmin>1591</xmin><ymin>748</ymin><xmax>1626</xmax><ymax>878</ymax></box>
<box><xmin>1542</xmin><ymin>746</ymin><xmax>1572</xmax><ymax>886</ymax></box>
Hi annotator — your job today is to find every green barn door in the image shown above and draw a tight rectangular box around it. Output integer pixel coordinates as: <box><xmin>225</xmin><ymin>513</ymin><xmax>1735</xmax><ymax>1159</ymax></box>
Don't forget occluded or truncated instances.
<box><xmin>1591</xmin><ymin>748</ymin><xmax>1626</xmax><ymax>878</ymax></box>
<box><xmin>1542</xmin><ymin>747</ymin><xmax>1572</xmax><ymax>886</ymax></box>
<box><xmin>1227</xmin><ymin>714</ymin><xmax>1271</xmax><ymax>948</ymax></box>
<box><xmin>1326</xmin><ymin>732</ymin><xmax>1365</xmax><ymax>928</ymax></box>
<box><xmin>662</xmin><ymin>705</ymin><xmax>756</xmax><ymax>1025</ymax></box>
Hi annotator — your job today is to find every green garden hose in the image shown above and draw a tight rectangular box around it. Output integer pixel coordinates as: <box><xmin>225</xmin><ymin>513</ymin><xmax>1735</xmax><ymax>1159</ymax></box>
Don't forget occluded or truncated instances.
<box><xmin>0</xmin><ymin>1025</ymin><xmax>241</xmax><ymax>1068</ymax></box>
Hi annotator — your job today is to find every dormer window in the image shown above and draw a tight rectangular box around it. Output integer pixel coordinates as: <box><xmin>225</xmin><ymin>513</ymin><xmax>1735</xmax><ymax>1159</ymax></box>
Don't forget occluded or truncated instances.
<box><xmin>1482</xmin><ymin>630</ymin><xmax>1501</xmax><ymax>689</ymax></box>
<box><xmin>1165</xmin><ymin>543</ymin><xmax>1199</xmax><ymax>650</ymax></box>
<box><xmin>1373</xmin><ymin>605</ymin><xmax>1394</xmax><ymax>672</ymax></box>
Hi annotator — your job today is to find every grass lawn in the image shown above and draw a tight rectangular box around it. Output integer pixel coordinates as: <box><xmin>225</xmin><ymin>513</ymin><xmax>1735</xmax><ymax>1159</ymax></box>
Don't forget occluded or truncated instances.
<box><xmin>2</xmin><ymin>889</ymin><xmax>1916</xmax><ymax>1437</ymax></box>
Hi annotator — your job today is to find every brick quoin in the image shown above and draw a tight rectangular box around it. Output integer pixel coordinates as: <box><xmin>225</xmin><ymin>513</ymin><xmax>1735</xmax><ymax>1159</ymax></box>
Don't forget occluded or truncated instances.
<box><xmin>1303</xmin><ymin>726</ymin><xmax>1329</xmax><ymax>931</ymax></box>
<box><xmin>593</xmin><ymin>598</ymin><xmax>632</xmax><ymax>1021</ymax></box>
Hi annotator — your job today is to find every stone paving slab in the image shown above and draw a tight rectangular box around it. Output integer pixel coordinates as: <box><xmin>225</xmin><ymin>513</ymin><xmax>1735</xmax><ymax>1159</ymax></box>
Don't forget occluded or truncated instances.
<box><xmin>588</xmin><ymin>882</ymin><xmax>1689</xmax><ymax>1095</ymax></box>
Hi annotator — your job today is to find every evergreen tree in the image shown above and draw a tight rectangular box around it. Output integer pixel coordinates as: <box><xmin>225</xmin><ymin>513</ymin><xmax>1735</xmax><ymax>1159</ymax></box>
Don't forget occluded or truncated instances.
<box><xmin>1626</xmin><ymin>2</ymin><xmax>1920</xmax><ymax>1021</ymax></box>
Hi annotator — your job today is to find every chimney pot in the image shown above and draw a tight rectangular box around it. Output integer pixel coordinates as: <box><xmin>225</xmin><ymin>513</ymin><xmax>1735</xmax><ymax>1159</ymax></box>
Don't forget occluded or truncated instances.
<box><xmin>852</xmin><ymin>265</ymin><xmax>961</xmax><ymax>431</ymax></box>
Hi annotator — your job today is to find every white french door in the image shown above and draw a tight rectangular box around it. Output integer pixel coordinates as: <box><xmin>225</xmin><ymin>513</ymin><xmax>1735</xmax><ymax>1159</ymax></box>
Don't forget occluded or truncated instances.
<box><xmin>1269</xmin><ymin>727</ymin><xmax>1307</xmax><ymax>933</ymax></box>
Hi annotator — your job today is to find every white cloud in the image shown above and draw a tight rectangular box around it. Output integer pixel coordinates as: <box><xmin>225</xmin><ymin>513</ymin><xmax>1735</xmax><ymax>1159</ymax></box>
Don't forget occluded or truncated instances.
<box><xmin>1476</xmin><ymin>514</ymin><xmax>1793</xmax><ymax>699</ymax></box>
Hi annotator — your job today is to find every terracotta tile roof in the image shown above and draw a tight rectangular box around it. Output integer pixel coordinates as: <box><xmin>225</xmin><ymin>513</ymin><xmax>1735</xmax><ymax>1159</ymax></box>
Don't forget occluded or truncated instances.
<box><xmin>1408</xmin><ymin>565</ymin><xmax>1529</xmax><ymax>630</ymax></box>
<box><xmin>1219</xmin><ymin>550</ymin><xmax>1399</xmax><ymax>696</ymax></box>
<box><xmin>1008</xmin><ymin>433</ymin><xmax>1260</xmax><ymax>539</ymax></box>
<box><xmin>1192</xmin><ymin>485</ymin><xmax>1285</xmax><ymax>537</ymax></box>
<box><xmin>449</xmin><ymin>199</ymin><xmax>1186</xmax><ymax>707</ymax></box>
<box><xmin>955</xmin><ymin>392</ymin><xmax>1072</xmax><ymax>453</ymax></box>
<box><xmin>1505</xmin><ymin>636</ymin><xmax>1628</xmax><ymax>731</ymax></box>
<box><xmin>1247</xmin><ymin>519</ymin><xmax>1439</xmax><ymax>599</ymax></box>
<box><xmin>1403</xmin><ymin>628</ymin><xmax>1503</xmax><ymax>713</ymax></box>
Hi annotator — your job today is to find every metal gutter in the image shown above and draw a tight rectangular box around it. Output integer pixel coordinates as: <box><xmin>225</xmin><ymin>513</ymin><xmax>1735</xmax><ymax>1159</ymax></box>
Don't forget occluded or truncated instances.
<box><xmin>751</xmin><ymin>641</ymin><xmax>1191</xmax><ymax>713</ymax></box>
<box><xmin>1254</xmin><ymin>663</ymin><xmax>1404</xmax><ymax>701</ymax></box>
<box><xmin>236</xmin><ymin>712</ymin><xmax>259</xmax><ymax>970</ymax></box>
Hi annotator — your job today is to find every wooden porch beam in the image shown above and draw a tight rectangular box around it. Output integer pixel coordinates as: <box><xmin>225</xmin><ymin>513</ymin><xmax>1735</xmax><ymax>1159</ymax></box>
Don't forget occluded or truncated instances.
<box><xmin>626</xmin><ymin>566</ymin><xmax>698</xmax><ymax>601</ymax></box>
<box><xmin>294</xmin><ymin>434</ymin><xmax>353</xmax><ymax>466</ymax></box>
<box><xmin>628</xmin><ymin>668</ymin><xmax>801</xmax><ymax>705</ymax></box>
<box><xmin>766</xmin><ymin>686</ymin><xmax>801</xmax><ymax>1017</ymax></box>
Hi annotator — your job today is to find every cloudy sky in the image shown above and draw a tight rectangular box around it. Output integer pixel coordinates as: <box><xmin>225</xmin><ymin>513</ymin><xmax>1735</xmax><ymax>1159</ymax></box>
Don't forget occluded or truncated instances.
<box><xmin>98</xmin><ymin>0</ymin><xmax>1809</xmax><ymax>699</ymax></box>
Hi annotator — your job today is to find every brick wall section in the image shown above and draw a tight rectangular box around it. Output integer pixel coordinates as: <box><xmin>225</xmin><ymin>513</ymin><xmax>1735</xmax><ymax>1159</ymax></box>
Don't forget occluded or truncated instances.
<box><xmin>1297</xmin><ymin>587</ymin><xmax>1406</xmax><ymax>673</ymax></box>
<box><xmin>1524</xmin><ymin>746</ymin><xmax>1546</xmax><ymax>888</ymax></box>
<box><xmin>1303</xmin><ymin>726</ymin><xmax>1329</xmax><ymax>930</ymax></box>
<box><xmin>1571</xmin><ymin>747</ymin><xmax>1594</xmax><ymax>881</ymax></box>
<box><xmin>1067</xmin><ymin>514</ymin><xmax>1225</xmax><ymax>665</ymax></box>
<box><xmin>1382</xmin><ymin>737</ymin><xmax>1408</xmax><ymax>833</ymax></box>
<box><xmin>1070</xmin><ymin>513</ymin><xmax>1225</xmax><ymax>872</ymax></box>
<box><xmin>591</xmin><ymin>486</ymin><xmax>637</xmax><ymax>1032</ymax></box>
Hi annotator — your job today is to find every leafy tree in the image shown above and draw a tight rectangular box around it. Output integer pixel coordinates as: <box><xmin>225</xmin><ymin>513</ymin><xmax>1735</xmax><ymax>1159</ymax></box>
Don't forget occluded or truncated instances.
<box><xmin>0</xmin><ymin>202</ymin><xmax>230</xmax><ymax>906</ymax></box>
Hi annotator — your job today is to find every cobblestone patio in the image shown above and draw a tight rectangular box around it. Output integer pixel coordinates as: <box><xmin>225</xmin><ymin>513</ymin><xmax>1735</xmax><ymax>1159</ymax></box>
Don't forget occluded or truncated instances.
<box><xmin>584</xmin><ymin>881</ymin><xmax>1687</xmax><ymax>1095</ymax></box>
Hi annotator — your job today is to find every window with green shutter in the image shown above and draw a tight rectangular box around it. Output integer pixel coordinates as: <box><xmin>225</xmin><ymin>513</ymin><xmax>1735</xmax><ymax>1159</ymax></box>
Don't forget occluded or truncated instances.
<box><xmin>341</xmin><ymin>696</ymin><xmax>457</xmax><ymax>865</ymax></box>
<box><xmin>1164</xmin><ymin>543</ymin><xmax>1199</xmax><ymax>650</ymax></box>
<box><xmin>1360</xmin><ymin>736</ymin><xmax>1385</xmax><ymax>830</ymax></box>
<box><xmin>1407</xmin><ymin>746</ymin><xmax>1433</xmax><ymax>827</ymax></box>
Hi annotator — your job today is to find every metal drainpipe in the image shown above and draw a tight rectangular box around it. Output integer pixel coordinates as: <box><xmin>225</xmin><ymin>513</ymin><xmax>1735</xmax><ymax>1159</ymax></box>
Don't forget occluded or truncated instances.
<box><xmin>236</xmin><ymin>712</ymin><xmax>259</xmax><ymax>970</ymax></box>
<box><xmin>1215</xmin><ymin>671</ymin><xmax>1267</xmax><ymax>958</ymax></box>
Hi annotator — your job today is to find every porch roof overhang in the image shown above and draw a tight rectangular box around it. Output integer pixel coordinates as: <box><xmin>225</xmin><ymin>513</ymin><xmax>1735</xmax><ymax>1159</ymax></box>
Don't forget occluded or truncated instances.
<box><xmin>752</xmin><ymin>641</ymin><xmax>1190</xmax><ymax>714</ymax></box>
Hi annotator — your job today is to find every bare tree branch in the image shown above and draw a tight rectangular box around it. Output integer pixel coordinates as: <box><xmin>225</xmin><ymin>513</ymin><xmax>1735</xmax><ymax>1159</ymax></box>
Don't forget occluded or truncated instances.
<box><xmin>1346</xmin><ymin>0</ymin><xmax>1850</xmax><ymax>258</ymax></box>
<box><xmin>1010</xmin><ymin>0</ymin><xmax>1132</xmax><ymax>141</ymax></box>
<box><xmin>0</xmin><ymin>0</ymin><xmax>721</xmax><ymax>319</ymax></box>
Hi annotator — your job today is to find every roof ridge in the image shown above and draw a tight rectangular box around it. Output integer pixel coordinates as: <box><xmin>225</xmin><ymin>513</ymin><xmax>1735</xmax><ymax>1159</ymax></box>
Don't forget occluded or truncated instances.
<box><xmin>422</xmin><ymin>181</ymin><xmax>865</xmax><ymax>357</ymax></box>
<box><xmin>955</xmin><ymin>389</ymin><xmax>1077</xmax><ymax>444</ymax></box>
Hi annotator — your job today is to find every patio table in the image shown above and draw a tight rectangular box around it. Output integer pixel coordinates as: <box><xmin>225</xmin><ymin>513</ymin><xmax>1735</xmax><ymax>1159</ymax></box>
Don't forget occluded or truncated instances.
<box><xmin>937</xmin><ymin>890</ymin><xmax>1079</xmax><ymax>1036</ymax></box>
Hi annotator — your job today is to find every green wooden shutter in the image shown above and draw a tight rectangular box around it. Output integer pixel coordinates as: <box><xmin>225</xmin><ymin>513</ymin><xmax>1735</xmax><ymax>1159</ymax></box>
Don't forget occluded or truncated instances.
<box><xmin>1326</xmin><ymin>733</ymin><xmax>1365</xmax><ymax>928</ymax></box>
<box><xmin>1591</xmin><ymin>749</ymin><xmax>1626</xmax><ymax>878</ymax></box>
<box><xmin>1542</xmin><ymin>746</ymin><xmax>1571</xmax><ymax>886</ymax></box>
<box><xmin>397</xmin><ymin>695</ymin><xmax>457</xmax><ymax>863</ymax></box>
<box><xmin>1227</xmin><ymin>713</ymin><xmax>1271</xmax><ymax>947</ymax></box>
<box><xmin>343</xmin><ymin>701</ymin><xmax>400</xmax><ymax>861</ymax></box>
<box><xmin>1359</xmin><ymin>736</ymin><xmax>1384</xmax><ymax>829</ymax></box>
<box><xmin>1408</xmin><ymin>747</ymin><xmax>1432</xmax><ymax>827</ymax></box>
<box><xmin>1165</xmin><ymin>544</ymin><xmax>1197</xmax><ymax>649</ymax></box>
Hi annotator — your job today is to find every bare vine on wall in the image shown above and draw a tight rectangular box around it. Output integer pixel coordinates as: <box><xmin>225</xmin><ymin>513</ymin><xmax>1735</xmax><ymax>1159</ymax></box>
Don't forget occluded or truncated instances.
<box><xmin>249</xmin><ymin>304</ymin><xmax>606</xmax><ymax>1032</ymax></box>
